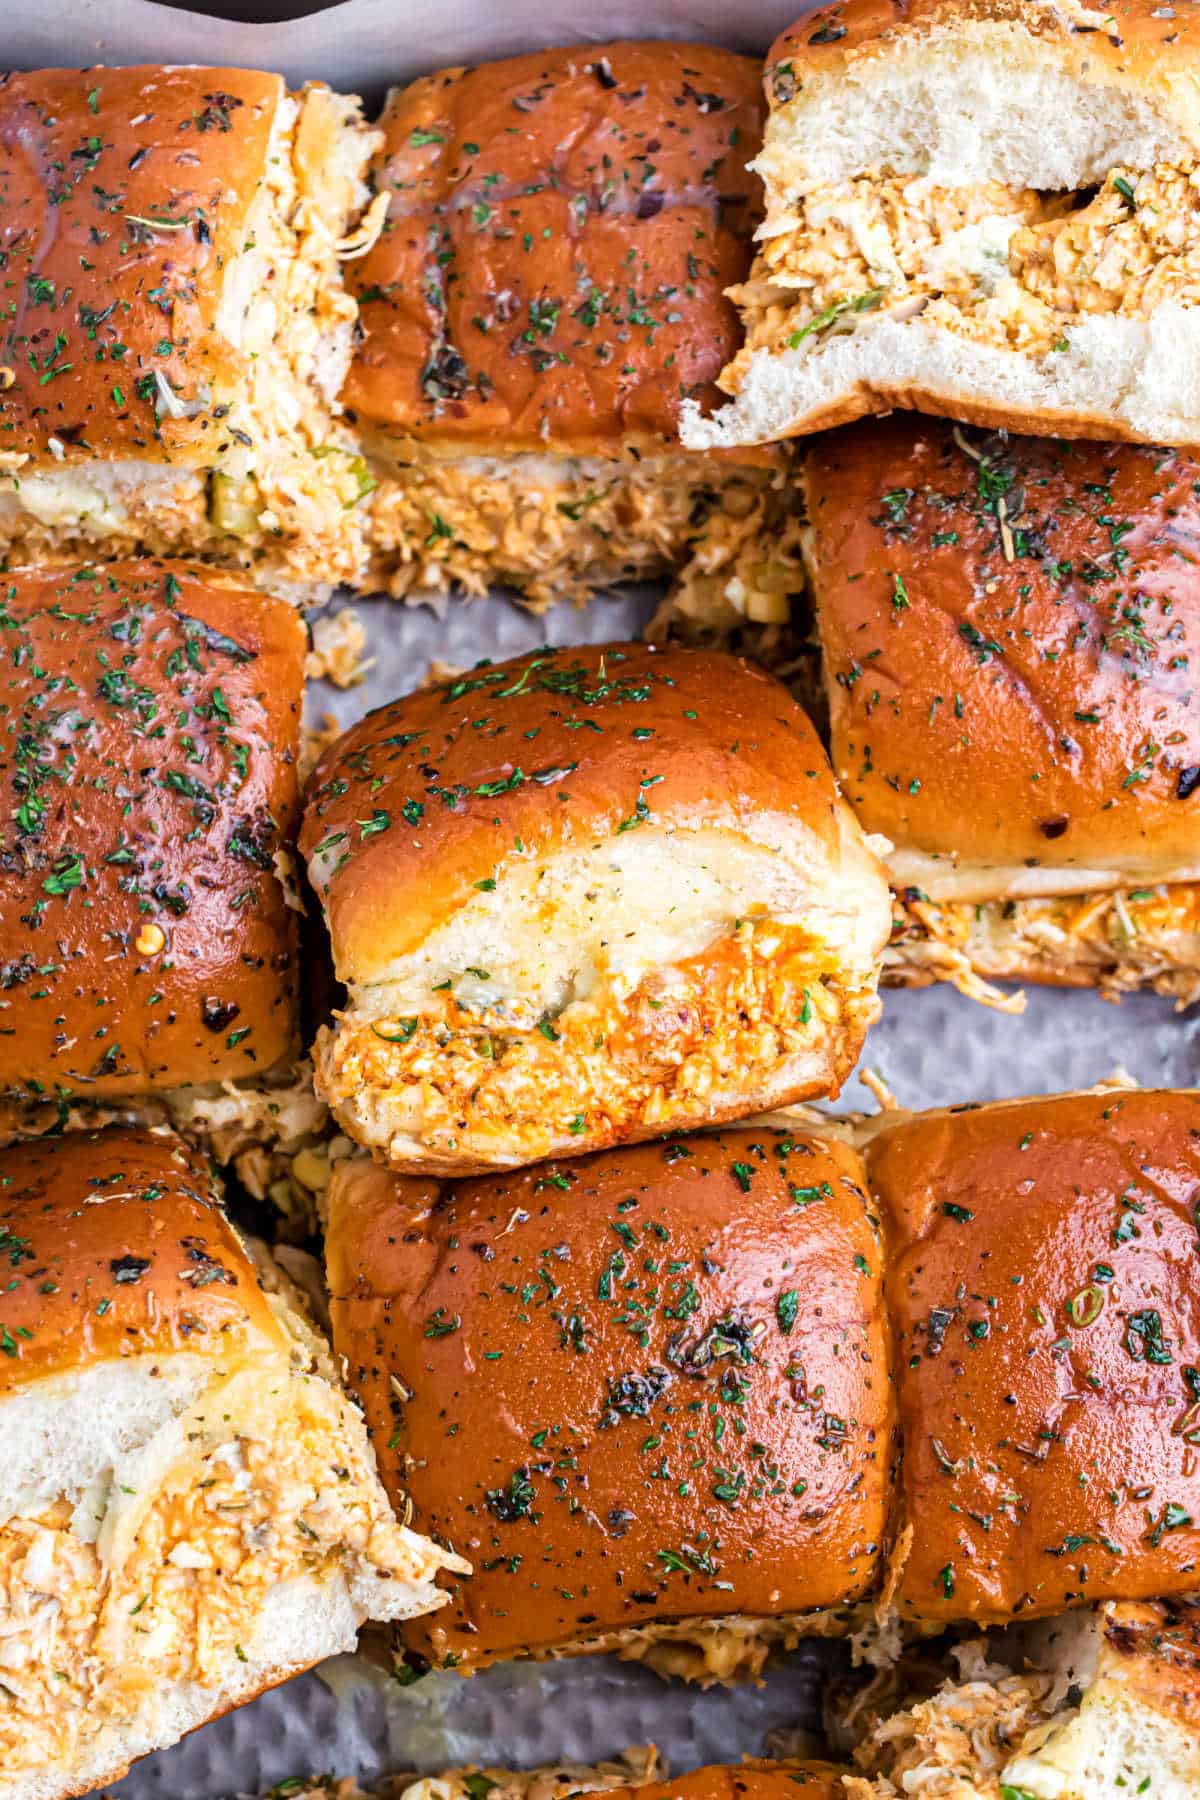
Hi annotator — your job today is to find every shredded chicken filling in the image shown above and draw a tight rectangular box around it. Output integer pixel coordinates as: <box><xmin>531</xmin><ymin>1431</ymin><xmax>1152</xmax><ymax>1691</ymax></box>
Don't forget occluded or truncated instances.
<box><xmin>888</xmin><ymin>883</ymin><xmax>1200</xmax><ymax>1007</ymax></box>
<box><xmin>0</xmin><ymin>1378</ymin><xmax>415</xmax><ymax>1776</ymax></box>
<box><xmin>365</xmin><ymin>447</ymin><xmax>783</xmax><ymax>611</ymax></box>
<box><xmin>724</xmin><ymin>163</ymin><xmax>1200</xmax><ymax>386</ymax></box>
<box><xmin>318</xmin><ymin>921</ymin><xmax>869</xmax><ymax>1162</ymax></box>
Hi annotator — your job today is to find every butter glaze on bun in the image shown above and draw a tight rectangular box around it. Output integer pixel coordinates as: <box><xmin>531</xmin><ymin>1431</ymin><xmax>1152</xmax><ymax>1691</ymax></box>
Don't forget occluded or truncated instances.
<box><xmin>300</xmin><ymin>642</ymin><xmax>890</xmax><ymax>1175</ymax></box>
<box><xmin>804</xmin><ymin>419</ymin><xmax>1200</xmax><ymax>897</ymax></box>
<box><xmin>868</xmin><ymin>1088</ymin><xmax>1200</xmax><ymax>1629</ymax></box>
<box><xmin>347</xmin><ymin>42</ymin><xmax>763</xmax><ymax>456</ymax></box>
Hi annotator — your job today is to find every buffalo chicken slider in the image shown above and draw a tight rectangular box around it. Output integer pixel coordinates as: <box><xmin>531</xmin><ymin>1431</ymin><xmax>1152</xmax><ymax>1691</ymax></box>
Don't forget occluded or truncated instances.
<box><xmin>300</xmin><ymin>642</ymin><xmax>890</xmax><ymax>1175</ymax></box>
<box><xmin>802</xmin><ymin>419</ymin><xmax>1200</xmax><ymax>1005</ymax></box>
<box><xmin>682</xmin><ymin>0</ymin><xmax>1200</xmax><ymax>451</ymax></box>
<box><xmin>837</xmin><ymin>1598</ymin><xmax>1200</xmax><ymax>1800</ymax></box>
<box><xmin>326</xmin><ymin>1127</ymin><xmax>894</xmax><ymax>1683</ymax></box>
<box><xmin>0</xmin><ymin>1125</ymin><xmax>462</xmax><ymax>1800</ymax></box>
<box><xmin>347</xmin><ymin>43</ymin><xmax>796</xmax><ymax>617</ymax></box>
<box><xmin>0</xmin><ymin>560</ymin><xmax>307</xmax><ymax>1121</ymax></box>
<box><xmin>0</xmin><ymin>66</ymin><xmax>380</xmax><ymax>596</ymax></box>
<box><xmin>842</xmin><ymin>1086</ymin><xmax>1200</xmax><ymax>1798</ymax></box>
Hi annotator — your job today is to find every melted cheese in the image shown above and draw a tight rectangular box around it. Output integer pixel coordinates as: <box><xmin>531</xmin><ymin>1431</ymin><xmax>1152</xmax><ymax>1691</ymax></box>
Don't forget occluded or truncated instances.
<box><xmin>888</xmin><ymin>884</ymin><xmax>1200</xmax><ymax>1008</ymax></box>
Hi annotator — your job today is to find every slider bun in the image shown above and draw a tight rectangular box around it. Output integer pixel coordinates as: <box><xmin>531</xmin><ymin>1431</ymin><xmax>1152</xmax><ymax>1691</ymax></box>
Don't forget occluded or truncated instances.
<box><xmin>681</xmin><ymin>0</ymin><xmax>1200</xmax><ymax>450</ymax></box>
<box><xmin>345</xmin><ymin>43</ymin><xmax>763</xmax><ymax>456</ymax></box>
<box><xmin>802</xmin><ymin>419</ymin><xmax>1200</xmax><ymax>900</ymax></box>
<box><xmin>601</xmin><ymin>1766</ymin><xmax>845</xmax><ymax>1800</ymax></box>
<box><xmin>0</xmin><ymin>67</ymin><xmax>282</xmax><ymax>469</ymax></box>
<box><xmin>301</xmin><ymin>643</ymin><xmax>889</xmax><ymax>1173</ymax></box>
<box><xmin>0</xmin><ymin>561</ymin><xmax>305</xmax><ymax>1099</ymax></box>
<box><xmin>867</xmin><ymin>1088</ymin><xmax>1200</xmax><ymax>1628</ymax></box>
<box><xmin>0</xmin><ymin>1125</ymin><xmax>458</xmax><ymax>1800</ymax></box>
<box><xmin>326</xmin><ymin>1129</ymin><xmax>893</xmax><ymax>1673</ymax></box>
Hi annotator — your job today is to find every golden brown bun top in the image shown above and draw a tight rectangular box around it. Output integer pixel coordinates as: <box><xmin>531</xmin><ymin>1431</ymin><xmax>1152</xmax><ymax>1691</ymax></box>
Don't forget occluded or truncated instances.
<box><xmin>326</xmin><ymin>1128</ymin><xmax>892</xmax><ymax>1666</ymax></box>
<box><xmin>604</xmin><ymin>1767</ymin><xmax>844</xmax><ymax>1800</ymax></box>
<box><xmin>301</xmin><ymin>643</ymin><xmax>845</xmax><ymax>981</ymax></box>
<box><xmin>0</xmin><ymin>560</ymin><xmax>305</xmax><ymax>1099</ymax></box>
<box><xmin>867</xmin><ymin>1088</ymin><xmax>1200</xmax><ymax>1626</ymax></box>
<box><xmin>766</xmin><ymin>0</ymin><xmax>1200</xmax><ymax>107</ymax></box>
<box><xmin>0</xmin><ymin>67</ymin><xmax>283</xmax><ymax>467</ymax></box>
<box><xmin>805</xmin><ymin>419</ymin><xmax>1200</xmax><ymax>879</ymax></box>
<box><xmin>0</xmin><ymin>1124</ymin><xmax>285</xmax><ymax>1390</ymax></box>
<box><xmin>344</xmin><ymin>42</ymin><xmax>763</xmax><ymax>454</ymax></box>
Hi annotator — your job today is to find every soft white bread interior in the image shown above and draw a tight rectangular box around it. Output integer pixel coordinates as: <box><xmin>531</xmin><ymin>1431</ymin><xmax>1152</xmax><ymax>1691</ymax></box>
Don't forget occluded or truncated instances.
<box><xmin>301</xmin><ymin>645</ymin><xmax>890</xmax><ymax>1174</ymax></box>
<box><xmin>682</xmin><ymin>1</ymin><xmax>1200</xmax><ymax>448</ymax></box>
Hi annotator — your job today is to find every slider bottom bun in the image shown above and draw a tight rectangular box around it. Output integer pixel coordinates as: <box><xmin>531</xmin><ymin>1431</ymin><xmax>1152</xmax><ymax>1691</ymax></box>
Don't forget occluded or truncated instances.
<box><xmin>886</xmin><ymin>886</ymin><xmax>1200</xmax><ymax>1010</ymax></box>
<box><xmin>362</xmin><ymin>442</ymin><xmax>797</xmax><ymax>617</ymax></box>
<box><xmin>681</xmin><ymin>306</ymin><xmax>1200</xmax><ymax>451</ymax></box>
<box><xmin>834</xmin><ymin>1599</ymin><xmax>1200</xmax><ymax>1800</ymax></box>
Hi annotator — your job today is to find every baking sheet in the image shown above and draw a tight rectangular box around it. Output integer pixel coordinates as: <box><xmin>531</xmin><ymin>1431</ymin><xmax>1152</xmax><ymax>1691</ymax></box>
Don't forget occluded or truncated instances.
<box><xmin>2</xmin><ymin>0</ymin><xmax>1193</xmax><ymax>1791</ymax></box>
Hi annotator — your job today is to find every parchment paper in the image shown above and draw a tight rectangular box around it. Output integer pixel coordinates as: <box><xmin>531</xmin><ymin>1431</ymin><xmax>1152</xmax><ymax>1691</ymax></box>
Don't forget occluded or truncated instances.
<box><xmin>1</xmin><ymin>2</ymin><xmax>1192</xmax><ymax>1791</ymax></box>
